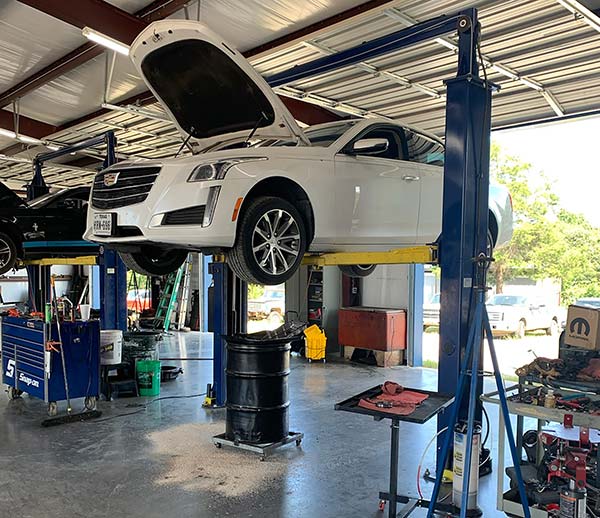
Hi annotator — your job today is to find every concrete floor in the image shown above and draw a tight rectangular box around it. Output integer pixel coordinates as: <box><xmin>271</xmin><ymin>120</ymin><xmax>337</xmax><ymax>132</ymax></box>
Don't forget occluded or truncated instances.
<box><xmin>0</xmin><ymin>332</ymin><xmax>515</xmax><ymax>517</ymax></box>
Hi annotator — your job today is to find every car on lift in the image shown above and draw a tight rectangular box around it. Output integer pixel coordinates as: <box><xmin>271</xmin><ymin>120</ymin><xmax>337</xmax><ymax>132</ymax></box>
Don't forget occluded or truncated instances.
<box><xmin>84</xmin><ymin>20</ymin><xmax>514</xmax><ymax>285</ymax></box>
<box><xmin>486</xmin><ymin>294</ymin><xmax>561</xmax><ymax>339</ymax></box>
<box><xmin>0</xmin><ymin>182</ymin><xmax>93</xmax><ymax>275</ymax></box>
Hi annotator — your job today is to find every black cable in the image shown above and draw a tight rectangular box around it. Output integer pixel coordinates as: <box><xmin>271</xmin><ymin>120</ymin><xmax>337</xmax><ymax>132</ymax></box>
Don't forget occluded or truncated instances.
<box><xmin>481</xmin><ymin>402</ymin><xmax>490</xmax><ymax>446</ymax></box>
<box><xmin>89</xmin><ymin>392</ymin><xmax>206</xmax><ymax>423</ymax></box>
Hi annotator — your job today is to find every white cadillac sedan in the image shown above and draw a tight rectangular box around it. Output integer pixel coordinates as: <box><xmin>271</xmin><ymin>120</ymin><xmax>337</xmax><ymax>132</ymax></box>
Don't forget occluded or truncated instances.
<box><xmin>84</xmin><ymin>21</ymin><xmax>513</xmax><ymax>285</ymax></box>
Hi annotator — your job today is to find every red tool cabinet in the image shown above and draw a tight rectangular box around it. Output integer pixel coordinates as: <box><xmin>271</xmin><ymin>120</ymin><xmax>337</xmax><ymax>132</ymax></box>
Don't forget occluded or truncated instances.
<box><xmin>338</xmin><ymin>307</ymin><xmax>406</xmax><ymax>351</ymax></box>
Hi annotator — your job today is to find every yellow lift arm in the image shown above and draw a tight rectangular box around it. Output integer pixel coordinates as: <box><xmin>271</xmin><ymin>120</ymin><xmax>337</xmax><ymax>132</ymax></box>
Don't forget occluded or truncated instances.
<box><xmin>18</xmin><ymin>255</ymin><xmax>99</xmax><ymax>267</ymax></box>
<box><xmin>302</xmin><ymin>245</ymin><xmax>438</xmax><ymax>266</ymax></box>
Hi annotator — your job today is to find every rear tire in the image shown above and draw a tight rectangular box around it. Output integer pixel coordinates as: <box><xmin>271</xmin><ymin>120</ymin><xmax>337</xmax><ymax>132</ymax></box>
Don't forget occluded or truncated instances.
<box><xmin>0</xmin><ymin>232</ymin><xmax>18</xmax><ymax>275</ymax></box>
<box><xmin>339</xmin><ymin>264</ymin><xmax>376</xmax><ymax>277</ymax></box>
<box><xmin>227</xmin><ymin>196</ymin><xmax>307</xmax><ymax>285</ymax></box>
<box><xmin>120</xmin><ymin>248</ymin><xmax>187</xmax><ymax>276</ymax></box>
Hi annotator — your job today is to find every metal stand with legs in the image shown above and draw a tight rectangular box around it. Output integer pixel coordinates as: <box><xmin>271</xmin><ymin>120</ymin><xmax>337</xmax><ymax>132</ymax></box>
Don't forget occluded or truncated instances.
<box><xmin>426</xmin><ymin>254</ymin><xmax>531</xmax><ymax>518</ymax></box>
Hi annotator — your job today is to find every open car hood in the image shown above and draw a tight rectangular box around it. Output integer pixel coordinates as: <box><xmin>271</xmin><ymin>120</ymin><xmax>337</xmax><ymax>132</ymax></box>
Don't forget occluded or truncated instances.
<box><xmin>130</xmin><ymin>20</ymin><xmax>308</xmax><ymax>150</ymax></box>
<box><xmin>0</xmin><ymin>182</ymin><xmax>25</xmax><ymax>208</ymax></box>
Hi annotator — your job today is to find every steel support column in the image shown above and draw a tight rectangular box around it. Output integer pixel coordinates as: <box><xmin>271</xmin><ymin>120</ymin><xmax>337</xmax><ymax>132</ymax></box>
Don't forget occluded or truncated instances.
<box><xmin>437</xmin><ymin>11</ymin><xmax>492</xmax><ymax>435</ymax></box>
<box><xmin>98</xmin><ymin>248</ymin><xmax>127</xmax><ymax>331</ymax></box>
<box><xmin>210</xmin><ymin>261</ymin><xmax>246</xmax><ymax>406</ymax></box>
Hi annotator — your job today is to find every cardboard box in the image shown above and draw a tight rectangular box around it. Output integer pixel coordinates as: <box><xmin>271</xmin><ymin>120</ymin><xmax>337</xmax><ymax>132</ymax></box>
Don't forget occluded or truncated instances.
<box><xmin>564</xmin><ymin>305</ymin><xmax>600</xmax><ymax>350</ymax></box>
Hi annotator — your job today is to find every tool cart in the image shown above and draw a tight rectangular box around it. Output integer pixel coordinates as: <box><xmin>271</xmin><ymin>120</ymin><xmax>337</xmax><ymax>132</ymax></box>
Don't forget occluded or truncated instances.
<box><xmin>1</xmin><ymin>316</ymin><xmax>100</xmax><ymax>416</ymax></box>
<box><xmin>482</xmin><ymin>330</ymin><xmax>600</xmax><ymax>517</ymax></box>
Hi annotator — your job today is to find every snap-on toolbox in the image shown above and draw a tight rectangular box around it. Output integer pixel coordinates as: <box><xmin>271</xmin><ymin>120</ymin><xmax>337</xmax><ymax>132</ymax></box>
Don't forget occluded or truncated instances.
<box><xmin>338</xmin><ymin>307</ymin><xmax>406</xmax><ymax>351</ymax></box>
<box><xmin>1</xmin><ymin>316</ymin><xmax>100</xmax><ymax>404</ymax></box>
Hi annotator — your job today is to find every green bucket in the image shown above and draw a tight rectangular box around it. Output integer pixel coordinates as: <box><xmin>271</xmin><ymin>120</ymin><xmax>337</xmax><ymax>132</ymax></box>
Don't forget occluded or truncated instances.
<box><xmin>136</xmin><ymin>360</ymin><xmax>161</xmax><ymax>397</ymax></box>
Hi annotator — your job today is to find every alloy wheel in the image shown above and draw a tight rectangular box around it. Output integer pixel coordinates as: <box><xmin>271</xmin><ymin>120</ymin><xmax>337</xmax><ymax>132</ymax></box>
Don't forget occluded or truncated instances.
<box><xmin>0</xmin><ymin>237</ymin><xmax>12</xmax><ymax>268</ymax></box>
<box><xmin>252</xmin><ymin>209</ymin><xmax>301</xmax><ymax>276</ymax></box>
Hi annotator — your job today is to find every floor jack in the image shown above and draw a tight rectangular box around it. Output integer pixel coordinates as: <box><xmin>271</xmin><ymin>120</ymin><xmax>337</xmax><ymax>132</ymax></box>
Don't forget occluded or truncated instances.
<box><xmin>41</xmin><ymin>277</ymin><xmax>102</xmax><ymax>427</ymax></box>
<box><xmin>427</xmin><ymin>254</ymin><xmax>531</xmax><ymax>518</ymax></box>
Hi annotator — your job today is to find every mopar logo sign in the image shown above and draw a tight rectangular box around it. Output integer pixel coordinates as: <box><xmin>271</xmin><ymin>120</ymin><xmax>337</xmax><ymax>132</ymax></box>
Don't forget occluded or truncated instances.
<box><xmin>570</xmin><ymin>317</ymin><xmax>591</xmax><ymax>336</ymax></box>
<box><xmin>18</xmin><ymin>373</ymin><xmax>39</xmax><ymax>388</ymax></box>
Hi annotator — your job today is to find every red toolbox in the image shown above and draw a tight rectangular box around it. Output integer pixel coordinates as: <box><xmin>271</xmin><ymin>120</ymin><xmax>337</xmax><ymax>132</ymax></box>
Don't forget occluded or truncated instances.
<box><xmin>338</xmin><ymin>307</ymin><xmax>406</xmax><ymax>351</ymax></box>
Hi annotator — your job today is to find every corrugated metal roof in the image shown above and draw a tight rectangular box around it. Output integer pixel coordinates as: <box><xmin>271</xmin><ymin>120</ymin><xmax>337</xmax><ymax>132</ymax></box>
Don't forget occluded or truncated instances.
<box><xmin>0</xmin><ymin>0</ymin><xmax>599</xmax><ymax>186</ymax></box>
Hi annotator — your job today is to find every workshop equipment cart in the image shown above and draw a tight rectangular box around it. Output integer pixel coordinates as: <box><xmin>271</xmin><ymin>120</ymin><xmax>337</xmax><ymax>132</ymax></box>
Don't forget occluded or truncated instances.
<box><xmin>1</xmin><ymin>316</ymin><xmax>100</xmax><ymax>416</ymax></box>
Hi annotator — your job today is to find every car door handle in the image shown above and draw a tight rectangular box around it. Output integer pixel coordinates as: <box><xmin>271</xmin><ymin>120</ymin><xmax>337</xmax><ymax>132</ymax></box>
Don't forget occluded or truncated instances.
<box><xmin>402</xmin><ymin>175</ymin><xmax>420</xmax><ymax>181</ymax></box>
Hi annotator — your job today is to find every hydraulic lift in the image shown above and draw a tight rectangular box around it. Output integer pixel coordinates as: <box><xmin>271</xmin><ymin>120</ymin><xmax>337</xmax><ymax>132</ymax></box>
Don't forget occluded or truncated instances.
<box><xmin>24</xmin><ymin>131</ymin><xmax>127</xmax><ymax>331</ymax></box>
<box><xmin>207</xmin><ymin>7</ymin><xmax>530</xmax><ymax>515</ymax></box>
<box><xmin>210</xmin><ymin>7</ymin><xmax>486</xmax><ymax>417</ymax></box>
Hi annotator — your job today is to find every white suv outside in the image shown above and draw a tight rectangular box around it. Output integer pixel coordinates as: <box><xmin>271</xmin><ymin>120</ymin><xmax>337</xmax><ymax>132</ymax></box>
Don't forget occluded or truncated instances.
<box><xmin>84</xmin><ymin>20</ymin><xmax>513</xmax><ymax>285</ymax></box>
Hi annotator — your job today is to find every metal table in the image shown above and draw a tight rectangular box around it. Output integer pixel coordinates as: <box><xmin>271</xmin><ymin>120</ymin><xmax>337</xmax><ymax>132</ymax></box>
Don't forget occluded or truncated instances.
<box><xmin>335</xmin><ymin>385</ymin><xmax>454</xmax><ymax>517</ymax></box>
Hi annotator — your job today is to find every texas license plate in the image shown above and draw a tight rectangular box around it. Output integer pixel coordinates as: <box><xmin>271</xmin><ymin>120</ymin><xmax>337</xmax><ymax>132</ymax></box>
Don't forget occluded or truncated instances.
<box><xmin>93</xmin><ymin>213</ymin><xmax>113</xmax><ymax>236</ymax></box>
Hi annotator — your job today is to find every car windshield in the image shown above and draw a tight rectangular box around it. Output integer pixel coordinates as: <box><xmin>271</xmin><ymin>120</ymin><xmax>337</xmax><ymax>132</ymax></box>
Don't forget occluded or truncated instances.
<box><xmin>576</xmin><ymin>298</ymin><xmax>600</xmax><ymax>308</ymax></box>
<box><xmin>266</xmin><ymin>121</ymin><xmax>358</xmax><ymax>148</ymax></box>
<box><xmin>487</xmin><ymin>295</ymin><xmax>528</xmax><ymax>306</ymax></box>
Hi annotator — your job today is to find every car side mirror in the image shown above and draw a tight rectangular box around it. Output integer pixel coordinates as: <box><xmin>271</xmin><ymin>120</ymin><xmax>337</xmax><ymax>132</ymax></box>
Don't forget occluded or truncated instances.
<box><xmin>347</xmin><ymin>138</ymin><xmax>388</xmax><ymax>156</ymax></box>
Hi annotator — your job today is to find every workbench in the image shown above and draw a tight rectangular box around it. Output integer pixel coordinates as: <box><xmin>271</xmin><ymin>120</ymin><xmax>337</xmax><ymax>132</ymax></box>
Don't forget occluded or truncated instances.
<box><xmin>335</xmin><ymin>385</ymin><xmax>454</xmax><ymax>517</ymax></box>
<box><xmin>482</xmin><ymin>382</ymin><xmax>600</xmax><ymax>517</ymax></box>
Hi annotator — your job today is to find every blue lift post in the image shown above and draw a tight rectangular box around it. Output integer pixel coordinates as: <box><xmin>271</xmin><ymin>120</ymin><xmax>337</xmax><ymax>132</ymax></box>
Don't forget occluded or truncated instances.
<box><xmin>210</xmin><ymin>260</ymin><xmax>247</xmax><ymax>406</ymax></box>
<box><xmin>26</xmin><ymin>131</ymin><xmax>127</xmax><ymax>331</ymax></box>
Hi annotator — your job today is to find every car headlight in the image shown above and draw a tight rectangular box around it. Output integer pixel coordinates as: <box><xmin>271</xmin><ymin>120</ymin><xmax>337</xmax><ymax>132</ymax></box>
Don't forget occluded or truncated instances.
<box><xmin>188</xmin><ymin>157</ymin><xmax>267</xmax><ymax>182</ymax></box>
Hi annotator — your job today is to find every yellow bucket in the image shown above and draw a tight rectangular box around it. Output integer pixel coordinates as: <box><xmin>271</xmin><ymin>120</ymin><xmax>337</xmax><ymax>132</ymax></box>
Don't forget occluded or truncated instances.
<box><xmin>304</xmin><ymin>324</ymin><xmax>327</xmax><ymax>361</ymax></box>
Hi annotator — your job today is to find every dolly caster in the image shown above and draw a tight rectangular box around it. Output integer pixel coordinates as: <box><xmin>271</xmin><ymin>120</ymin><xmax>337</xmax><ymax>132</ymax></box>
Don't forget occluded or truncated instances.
<box><xmin>7</xmin><ymin>387</ymin><xmax>23</xmax><ymax>400</ymax></box>
<box><xmin>84</xmin><ymin>396</ymin><xmax>97</xmax><ymax>411</ymax></box>
<box><xmin>47</xmin><ymin>402</ymin><xmax>58</xmax><ymax>417</ymax></box>
<box><xmin>259</xmin><ymin>455</ymin><xmax>266</xmax><ymax>462</ymax></box>
<box><xmin>215</xmin><ymin>443</ymin><xmax>222</xmax><ymax>449</ymax></box>
<box><xmin>295</xmin><ymin>439</ymin><xmax>302</xmax><ymax>447</ymax></box>
<box><xmin>378</xmin><ymin>500</ymin><xmax>386</xmax><ymax>512</ymax></box>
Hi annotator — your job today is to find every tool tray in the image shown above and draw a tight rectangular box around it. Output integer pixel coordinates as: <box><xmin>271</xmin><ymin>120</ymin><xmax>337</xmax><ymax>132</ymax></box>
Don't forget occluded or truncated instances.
<box><xmin>335</xmin><ymin>385</ymin><xmax>454</xmax><ymax>424</ymax></box>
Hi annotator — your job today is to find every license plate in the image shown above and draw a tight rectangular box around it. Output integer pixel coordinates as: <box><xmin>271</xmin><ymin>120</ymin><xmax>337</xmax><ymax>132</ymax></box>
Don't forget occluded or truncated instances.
<box><xmin>93</xmin><ymin>213</ymin><xmax>113</xmax><ymax>236</ymax></box>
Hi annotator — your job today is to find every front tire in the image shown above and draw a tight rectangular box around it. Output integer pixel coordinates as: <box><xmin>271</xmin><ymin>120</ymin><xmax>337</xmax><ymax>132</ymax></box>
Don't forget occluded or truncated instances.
<box><xmin>339</xmin><ymin>264</ymin><xmax>377</xmax><ymax>277</ymax></box>
<box><xmin>0</xmin><ymin>232</ymin><xmax>18</xmax><ymax>275</ymax></box>
<box><xmin>227</xmin><ymin>196</ymin><xmax>307</xmax><ymax>285</ymax></box>
<box><xmin>120</xmin><ymin>248</ymin><xmax>187</xmax><ymax>276</ymax></box>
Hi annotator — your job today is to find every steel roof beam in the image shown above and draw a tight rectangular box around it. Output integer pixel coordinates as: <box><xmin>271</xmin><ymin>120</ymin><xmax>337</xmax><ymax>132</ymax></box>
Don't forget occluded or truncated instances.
<box><xmin>383</xmin><ymin>8</ymin><xmax>565</xmax><ymax>116</ymax></box>
<box><xmin>0</xmin><ymin>0</ymin><xmax>190</xmax><ymax>109</ymax></box>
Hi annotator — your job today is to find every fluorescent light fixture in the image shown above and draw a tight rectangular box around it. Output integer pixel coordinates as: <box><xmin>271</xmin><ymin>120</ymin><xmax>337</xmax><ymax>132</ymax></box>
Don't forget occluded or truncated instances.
<box><xmin>17</xmin><ymin>135</ymin><xmax>41</xmax><ymax>145</ymax></box>
<box><xmin>0</xmin><ymin>128</ymin><xmax>16</xmax><ymax>139</ymax></box>
<box><xmin>82</xmin><ymin>27</ymin><xmax>130</xmax><ymax>55</ymax></box>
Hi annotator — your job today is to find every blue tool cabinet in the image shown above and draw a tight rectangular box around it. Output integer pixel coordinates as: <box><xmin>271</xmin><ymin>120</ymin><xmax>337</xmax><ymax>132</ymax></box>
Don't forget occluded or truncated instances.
<box><xmin>1</xmin><ymin>316</ymin><xmax>100</xmax><ymax>414</ymax></box>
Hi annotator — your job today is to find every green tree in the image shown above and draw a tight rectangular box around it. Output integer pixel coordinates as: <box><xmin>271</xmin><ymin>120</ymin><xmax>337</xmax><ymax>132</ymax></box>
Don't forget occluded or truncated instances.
<box><xmin>489</xmin><ymin>143</ymin><xmax>561</xmax><ymax>292</ymax></box>
<box><xmin>489</xmin><ymin>143</ymin><xmax>600</xmax><ymax>304</ymax></box>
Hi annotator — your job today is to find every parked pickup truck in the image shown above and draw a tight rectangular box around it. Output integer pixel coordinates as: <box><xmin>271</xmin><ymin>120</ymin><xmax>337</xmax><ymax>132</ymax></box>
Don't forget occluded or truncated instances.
<box><xmin>486</xmin><ymin>294</ymin><xmax>562</xmax><ymax>338</ymax></box>
<box><xmin>248</xmin><ymin>287</ymin><xmax>285</xmax><ymax>323</ymax></box>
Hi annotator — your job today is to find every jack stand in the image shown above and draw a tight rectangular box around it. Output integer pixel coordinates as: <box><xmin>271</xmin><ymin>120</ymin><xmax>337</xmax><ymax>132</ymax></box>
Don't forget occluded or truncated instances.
<box><xmin>202</xmin><ymin>383</ymin><xmax>217</xmax><ymax>408</ymax></box>
<box><xmin>427</xmin><ymin>254</ymin><xmax>531</xmax><ymax>518</ymax></box>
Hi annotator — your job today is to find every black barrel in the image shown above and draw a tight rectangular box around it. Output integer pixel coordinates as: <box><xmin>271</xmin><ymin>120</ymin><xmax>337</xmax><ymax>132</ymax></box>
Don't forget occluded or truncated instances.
<box><xmin>225</xmin><ymin>335</ymin><xmax>291</xmax><ymax>444</ymax></box>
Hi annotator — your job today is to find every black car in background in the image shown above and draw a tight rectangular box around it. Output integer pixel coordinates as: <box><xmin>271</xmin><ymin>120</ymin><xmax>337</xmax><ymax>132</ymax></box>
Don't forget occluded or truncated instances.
<box><xmin>0</xmin><ymin>182</ymin><xmax>94</xmax><ymax>274</ymax></box>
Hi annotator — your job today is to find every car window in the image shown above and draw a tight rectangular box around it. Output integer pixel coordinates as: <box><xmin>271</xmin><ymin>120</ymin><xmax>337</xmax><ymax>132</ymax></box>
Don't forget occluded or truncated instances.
<box><xmin>403</xmin><ymin>129</ymin><xmax>445</xmax><ymax>166</ymax></box>
<box><xmin>488</xmin><ymin>295</ymin><xmax>527</xmax><ymax>306</ymax></box>
<box><xmin>351</xmin><ymin>127</ymin><xmax>403</xmax><ymax>160</ymax></box>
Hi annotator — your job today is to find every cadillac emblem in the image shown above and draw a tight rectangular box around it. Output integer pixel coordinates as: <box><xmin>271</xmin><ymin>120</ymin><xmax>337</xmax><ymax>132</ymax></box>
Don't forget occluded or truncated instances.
<box><xmin>103</xmin><ymin>172</ymin><xmax>120</xmax><ymax>187</ymax></box>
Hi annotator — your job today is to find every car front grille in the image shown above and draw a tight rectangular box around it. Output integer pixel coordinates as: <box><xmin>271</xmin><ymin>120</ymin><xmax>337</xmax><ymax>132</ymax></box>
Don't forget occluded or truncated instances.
<box><xmin>92</xmin><ymin>167</ymin><xmax>161</xmax><ymax>209</ymax></box>
<box><xmin>488</xmin><ymin>311</ymin><xmax>503</xmax><ymax>321</ymax></box>
<box><xmin>162</xmin><ymin>205</ymin><xmax>206</xmax><ymax>226</ymax></box>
